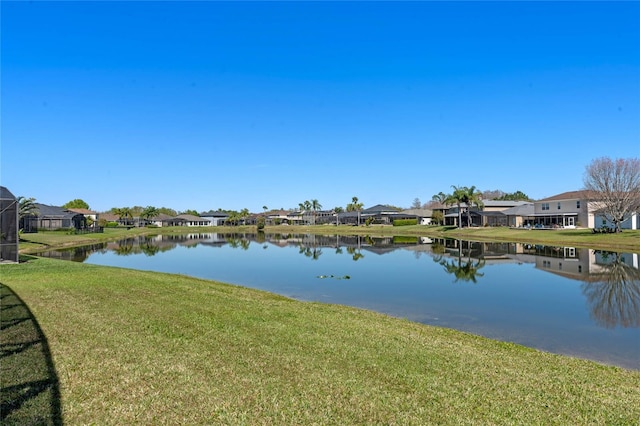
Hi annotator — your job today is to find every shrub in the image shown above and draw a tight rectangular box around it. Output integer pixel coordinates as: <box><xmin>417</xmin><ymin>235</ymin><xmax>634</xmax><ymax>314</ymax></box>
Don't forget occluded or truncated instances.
<box><xmin>106</xmin><ymin>221</ymin><xmax>119</xmax><ymax>228</ymax></box>
<box><xmin>393</xmin><ymin>219</ymin><xmax>418</xmax><ymax>227</ymax></box>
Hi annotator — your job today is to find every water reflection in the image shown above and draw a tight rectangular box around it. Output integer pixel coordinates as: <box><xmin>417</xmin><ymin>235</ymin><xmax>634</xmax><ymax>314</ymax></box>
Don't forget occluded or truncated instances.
<box><xmin>582</xmin><ymin>251</ymin><xmax>640</xmax><ymax>329</ymax></box>
<box><xmin>38</xmin><ymin>233</ymin><xmax>640</xmax><ymax>361</ymax></box>
<box><xmin>39</xmin><ymin>233</ymin><xmax>640</xmax><ymax>330</ymax></box>
<box><xmin>433</xmin><ymin>240</ymin><xmax>486</xmax><ymax>284</ymax></box>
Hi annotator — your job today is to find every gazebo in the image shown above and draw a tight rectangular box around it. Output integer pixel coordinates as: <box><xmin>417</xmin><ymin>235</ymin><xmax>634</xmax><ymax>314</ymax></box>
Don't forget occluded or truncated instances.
<box><xmin>0</xmin><ymin>186</ymin><xmax>19</xmax><ymax>263</ymax></box>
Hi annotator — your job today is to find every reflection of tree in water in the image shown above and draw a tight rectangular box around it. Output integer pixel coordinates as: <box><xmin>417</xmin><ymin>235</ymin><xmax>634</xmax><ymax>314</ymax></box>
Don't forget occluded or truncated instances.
<box><xmin>299</xmin><ymin>245</ymin><xmax>322</xmax><ymax>260</ymax></box>
<box><xmin>346</xmin><ymin>246</ymin><xmax>364</xmax><ymax>261</ymax></box>
<box><xmin>581</xmin><ymin>251</ymin><xmax>640</xmax><ymax>329</ymax></box>
<box><xmin>139</xmin><ymin>241</ymin><xmax>160</xmax><ymax>257</ymax></box>
<box><xmin>437</xmin><ymin>240</ymin><xmax>485</xmax><ymax>284</ymax></box>
<box><xmin>113</xmin><ymin>239</ymin><xmax>135</xmax><ymax>256</ymax></box>
<box><xmin>226</xmin><ymin>236</ymin><xmax>250</xmax><ymax>250</ymax></box>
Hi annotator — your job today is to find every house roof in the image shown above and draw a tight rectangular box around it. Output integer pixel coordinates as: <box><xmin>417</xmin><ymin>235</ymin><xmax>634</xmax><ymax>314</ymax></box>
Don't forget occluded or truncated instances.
<box><xmin>481</xmin><ymin>200</ymin><xmax>530</xmax><ymax>207</ymax></box>
<box><xmin>67</xmin><ymin>208</ymin><xmax>96</xmax><ymax>215</ymax></box>
<box><xmin>401</xmin><ymin>208</ymin><xmax>433</xmax><ymax>217</ymax></box>
<box><xmin>538</xmin><ymin>190</ymin><xmax>600</xmax><ymax>202</ymax></box>
<box><xmin>362</xmin><ymin>204</ymin><xmax>402</xmax><ymax>214</ymax></box>
<box><xmin>200</xmin><ymin>211</ymin><xmax>229</xmax><ymax>218</ymax></box>
<box><xmin>0</xmin><ymin>186</ymin><xmax>16</xmax><ymax>200</ymax></box>
<box><xmin>150</xmin><ymin>213</ymin><xmax>174</xmax><ymax>221</ymax></box>
<box><xmin>502</xmin><ymin>203</ymin><xmax>535</xmax><ymax>216</ymax></box>
<box><xmin>176</xmin><ymin>214</ymin><xmax>202</xmax><ymax>221</ymax></box>
<box><xmin>33</xmin><ymin>203</ymin><xmax>82</xmax><ymax>219</ymax></box>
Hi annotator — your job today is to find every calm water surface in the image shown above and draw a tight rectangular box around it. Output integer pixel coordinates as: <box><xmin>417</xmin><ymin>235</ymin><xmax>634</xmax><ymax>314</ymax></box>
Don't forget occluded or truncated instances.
<box><xmin>41</xmin><ymin>233</ymin><xmax>640</xmax><ymax>370</ymax></box>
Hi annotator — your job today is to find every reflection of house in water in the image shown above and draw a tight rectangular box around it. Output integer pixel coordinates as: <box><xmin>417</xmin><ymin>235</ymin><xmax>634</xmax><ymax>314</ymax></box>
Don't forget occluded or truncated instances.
<box><xmin>431</xmin><ymin>238</ymin><xmax>639</xmax><ymax>282</ymax></box>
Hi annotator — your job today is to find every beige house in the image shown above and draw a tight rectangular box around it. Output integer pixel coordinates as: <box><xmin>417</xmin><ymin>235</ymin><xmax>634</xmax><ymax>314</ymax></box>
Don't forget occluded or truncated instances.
<box><xmin>534</xmin><ymin>190</ymin><xmax>639</xmax><ymax>229</ymax></box>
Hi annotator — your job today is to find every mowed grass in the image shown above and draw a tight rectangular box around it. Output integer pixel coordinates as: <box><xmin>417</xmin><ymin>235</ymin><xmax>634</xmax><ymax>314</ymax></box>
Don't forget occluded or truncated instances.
<box><xmin>2</xmin><ymin>257</ymin><xmax>639</xmax><ymax>424</ymax></box>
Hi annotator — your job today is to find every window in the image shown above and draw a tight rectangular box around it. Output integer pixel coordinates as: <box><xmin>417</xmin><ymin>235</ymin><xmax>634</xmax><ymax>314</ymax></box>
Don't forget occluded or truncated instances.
<box><xmin>557</xmin><ymin>202</ymin><xmax>561</xmax><ymax>209</ymax></box>
<box><xmin>576</xmin><ymin>201</ymin><xmax>581</xmax><ymax>209</ymax></box>
<box><xmin>542</xmin><ymin>203</ymin><xmax>550</xmax><ymax>211</ymax></box>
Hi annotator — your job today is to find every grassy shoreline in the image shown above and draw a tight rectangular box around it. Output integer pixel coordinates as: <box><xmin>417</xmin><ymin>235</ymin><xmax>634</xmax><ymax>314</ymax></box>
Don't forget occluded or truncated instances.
<box><xmin>18</xmin><ymin>224</ymin><xmax>640</xmax><ymax>255</ymax></box>
<box><xmin>2</xmin><ymin>257</ymin><xmax>639</xmax><ymax>424</ymax></box>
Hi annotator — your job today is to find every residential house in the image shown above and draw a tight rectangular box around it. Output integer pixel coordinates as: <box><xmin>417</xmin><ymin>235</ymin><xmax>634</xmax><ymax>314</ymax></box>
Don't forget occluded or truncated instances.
<box><xmin>21</xmin><ymin>203</ymin><xmax>88</xmax><ymax>232</ymax></box>
<box><xmin>200</xmin><ymin>211</ymin><xmax>229</xmax><ymax>226</ymax></box>
<box><xmin>444</xmin><ymin>200</ymin><xmax>531</xmax><ymax>227</ymax></box>
<box><xmin>502</xmin><ymin>203</ymin><xmax>535</xmax><ymax>228</ymax></box>
<box><xmin>534</xmin><ymin>190</ymin><xmax>639</xmax><ymax>230</ymax></box>
<box><xmin>400</xmin><ymin>208</ymin><xmax>433</xmax><ymax>225</ymax></box>
<box><xmin>148</xmin><ymin>213</ymin><xmax>180</xmax><ymax>227</ymax></box>
<box><xmin>265</xmin><ymin>210</ymin><xmax>291</xmax><ymax>225</ymax></box>
<box><xmin>175</xmin><ymin>214</ymin><xmax>210</xmax><ymax>227</ymax></box>
<box><xmin>336</xmin><ymin>204</ymin><xmax>418</xmax><ymax>225</ymax></box>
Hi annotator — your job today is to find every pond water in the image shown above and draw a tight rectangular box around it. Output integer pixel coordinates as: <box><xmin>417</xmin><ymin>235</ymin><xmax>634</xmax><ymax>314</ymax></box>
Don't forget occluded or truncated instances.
<box><xmin>39</xmin><ymin>233</ymin><xmax>640</xmax><ymax>370</ymax></box>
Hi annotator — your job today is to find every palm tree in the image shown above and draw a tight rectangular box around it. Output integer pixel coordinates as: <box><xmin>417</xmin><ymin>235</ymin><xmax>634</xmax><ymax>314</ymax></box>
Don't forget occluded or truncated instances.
<box><xmin>464</xmin><ymin>186</ymin><xmax>484</xmax><ymax>227</ymax></box>
<box><xmin>432</xmin><ymin>192</ymin><xmax>447</xmax><ymax>205</ymax></box>
<box><xmin>226</xmin><ymin>211</ymin><xmax>239</xmax><ymax>226</ymax></box>
<box><xmin>311</xmin><ymin>199</ymin><xmax>322</xmax><ymax>225</ymax></box>
<box><xmin>140</xmin><ymin>206</ymin><xmax>160</xmax><ymax>225</ymax></box>
<box><xmin>446</xmin><ymin>186</ymin><xmax>467</xmax><ymax>228</ymax></box>
<box><xmin>114</xmin><ymin>207</ymin><xmax>133</xmax><ymax>227</ymax></box>
<box><xmin>240</xmin><ymin>208</ymin><xmax>250</xmax><ymax>225</ymax></box>
<box><xmin>17</xmin><ymin>196</ymin><xmax>38</xmax><ymax>219</ymax></box>
<box><xmin>347</xmin><ymin>196</ymin><xmax>364</xmax><ymax>226</ymax></box>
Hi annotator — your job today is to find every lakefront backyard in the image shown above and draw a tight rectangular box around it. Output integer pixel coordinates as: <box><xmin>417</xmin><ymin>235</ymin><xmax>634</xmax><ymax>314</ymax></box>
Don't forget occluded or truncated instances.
<box><xmin>2</xmin><ymin>226</ymin><xmax>640</xmax><ymax>424</ymax></box>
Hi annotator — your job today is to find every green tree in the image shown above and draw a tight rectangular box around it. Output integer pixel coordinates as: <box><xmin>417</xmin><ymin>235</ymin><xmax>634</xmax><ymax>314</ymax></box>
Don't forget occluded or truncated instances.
<box><xmin>311</xmin><ymin>199</ymin><xmax>322</xmax><ymax>225</ymax></box>
<box><xmin>464</xmin><ymin>186</ymin><xmax>484</xmax><ymax>227</ymax></box>
<box><xmin>226</xmin><ymin>211</ymin><xmax>239</xmax><ymax>226</ymax></box>
<box><xmin>347</xmin><ymin>196</ymin><xmax>364</xmax><ymax>225</ymax></box>
<box><xmin>158</xmin><ymin>207</ymin><xmax>178</xmax><ymax>216</ymax></box>
<box><xmin>431</xmin><ymin>192</ymin><xmax>447</xmax><ymax>205</ymax></box>
<box><xmin>240</xmin><ymin>208</ymin><xmax>250</xmax><ymax>225</ymax></box>
<box><xmin>113</xmin><ymin>207</ymin><xmax>133</xmax><ymax>226</ymax></box>
<box><xmin>431</xmin><ymin>210</ymin><xmax>444</xmax><ymax>225</ymax></box>
<box><xmin>141</xmin><ymin>206</ymin><xmax>160</xmax><ymax>223</ymax></box>
<box><xmin>17</xmin><ymin>196</ymin><xmax>39</xmax><ymax>219</ymax></box>
<box><xmin>62</xmin><ymin>199</ymin><xmax>90</xmax><ymax>210</ymax></box>
<box><xmin>495</xmin><ymin>190</ymin><xmax>531</xmax><ymax>201</ymax></box>
<box><xmin>446</xmin><ymin>186</ymin><xmax>467</xmax><ymax>228</ymax></box>
<box><xmin>181</xmin><ymin>209</ymin><xmax>200</xmax><ymax>216</ymax></box>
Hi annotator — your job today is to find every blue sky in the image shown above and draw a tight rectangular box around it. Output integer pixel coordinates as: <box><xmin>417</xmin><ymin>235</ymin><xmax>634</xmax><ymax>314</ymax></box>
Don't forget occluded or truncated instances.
<box><xmin>2</xmin><ymin>1</ymin><xmax>639</xmax><ymax>213</ymax></box>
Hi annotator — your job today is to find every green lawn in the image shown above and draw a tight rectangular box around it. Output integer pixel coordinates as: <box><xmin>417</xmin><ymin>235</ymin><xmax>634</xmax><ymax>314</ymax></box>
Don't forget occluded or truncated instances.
<box><xmin>2</xmin><ymin>257</ymin><xmax>639</xmax><ymax>424</ymax></box>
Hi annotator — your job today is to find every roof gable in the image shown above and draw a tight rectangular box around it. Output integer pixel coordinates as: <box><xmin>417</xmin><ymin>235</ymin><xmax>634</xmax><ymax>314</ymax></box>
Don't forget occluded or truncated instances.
<box><xmin>538</xmin><ymin>190</ymin><xmax>600</xmax><ymax>202</ymax></box>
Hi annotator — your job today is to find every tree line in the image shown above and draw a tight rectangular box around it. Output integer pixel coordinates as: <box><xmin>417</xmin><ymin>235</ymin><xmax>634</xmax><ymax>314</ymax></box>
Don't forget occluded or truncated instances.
<box><xmin>16</xmin><ymin>157</ymin><xmax>640</xmax><ymax>232</ymax></box>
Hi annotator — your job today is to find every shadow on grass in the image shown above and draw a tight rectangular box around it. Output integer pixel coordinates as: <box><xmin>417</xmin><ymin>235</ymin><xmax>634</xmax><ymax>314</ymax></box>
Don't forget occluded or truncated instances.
<box><xmin>1</xmin><ymin>283</ymin><xmax>62</xmax><ymax>425</ymax></box>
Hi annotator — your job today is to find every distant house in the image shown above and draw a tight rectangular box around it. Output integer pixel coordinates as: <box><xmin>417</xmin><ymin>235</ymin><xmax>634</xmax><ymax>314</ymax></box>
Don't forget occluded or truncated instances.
<box><xmin>502</xmin><ymin>203</ymin><xmax>535</xmax><ymax>228</ymax></box>
<box><xmin>200</xmin><ymin>211</ymin><xmax>229</xmax><ymax>226</ymax></box>
<box><xmin>337</xmin><ymin>204</ymin><xmax>417</xmax><ymax>225</ymax></box>
<box><xmin>265</xmin><ymin>210</ymin><xmax>290</xmax><ymax>225</ymax></box>
<box><xmin>67</xmin><ymin>208</ymin><xmax>98</xmax><ymax>222</ymax></box>
<box><xmin>444</xmin><ymin>200</ymin><xmax>531</xmax><ymax>227</ymax></box>
<box><xmin>22</xmin><ymin>203</ymin><xmax>87</xmax><ymax>232</ymax></box>
<box><xmin>175</xmin><ymin>214</ymin><xmax>209</xmax><ymax>227</ymax></box>
<box><xmin>147</xmin><ymin>213</ymin><xmax>177</xmax><ymax>227</ymax></box>
<box><xmin>0</xmin><ymin>186</ymin><xmax>19</xmax><ymax>263</ymax></box>
<box><xmin>400</xmin><ymin>208</ymin><xmax>433</xmax><ymax>225</ymax></box>
<box><xmin>534</xmin><ymin>190</ymin><xmax>639</xmax><ymax>229</ymax></box>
